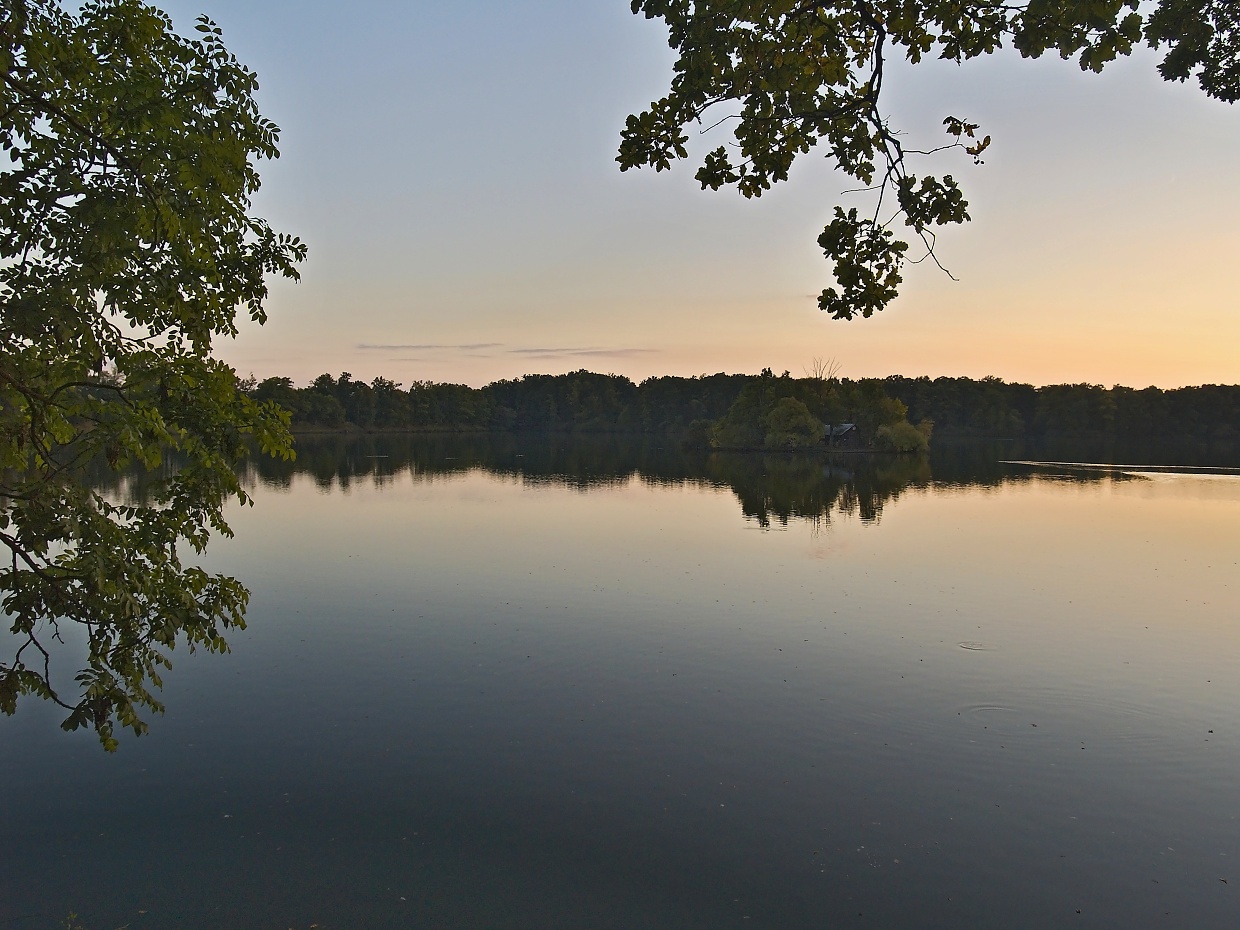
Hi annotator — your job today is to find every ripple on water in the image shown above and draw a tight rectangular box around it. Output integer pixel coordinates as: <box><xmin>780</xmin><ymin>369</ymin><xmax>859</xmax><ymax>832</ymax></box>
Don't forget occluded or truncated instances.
<box><xmin>964</xmin><ymin>703</ymin><xmax>1017</xmax><ymax>717</ymax></box>
<box><xmin>958</xmin><ymin>641</ymin><xmax>996</xmax><ymax>651</ymax></box>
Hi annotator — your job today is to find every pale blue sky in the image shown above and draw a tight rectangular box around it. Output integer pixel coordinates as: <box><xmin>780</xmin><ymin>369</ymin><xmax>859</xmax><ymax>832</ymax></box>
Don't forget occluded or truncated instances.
<box><xmin>161</xmin><ymin>0</ymin><xmax>1239</xmax><ymax>387</ymax></box>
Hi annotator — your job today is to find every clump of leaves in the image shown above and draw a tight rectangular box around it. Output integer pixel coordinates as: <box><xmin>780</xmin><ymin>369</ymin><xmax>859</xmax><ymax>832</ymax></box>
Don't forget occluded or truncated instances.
<box><xmin>1</xmin><ymin>0</ymin><xmax>303</xmax><ymax>749</ymax></box>
<box><xmin>620</xmin><ymin>0</ymin><xmax>1238</xmax><ymax>317</ymax></box>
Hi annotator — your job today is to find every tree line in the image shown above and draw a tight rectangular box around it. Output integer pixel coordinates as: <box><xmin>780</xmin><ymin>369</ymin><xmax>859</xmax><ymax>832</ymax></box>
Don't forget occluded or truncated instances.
<box><xmin>249</xmin><ymin>369</ymin><xmax>920</xmax><ymax>450</ymax></box>
<box><xmin>247</xmin><ymin>370</ymin><xmax>1240</xmax><ymax>446</ymax></box>
<box><xmin>881</xmin><ymin>376</ymin><xmax>1240</xmax><ymax>444</ymax></box>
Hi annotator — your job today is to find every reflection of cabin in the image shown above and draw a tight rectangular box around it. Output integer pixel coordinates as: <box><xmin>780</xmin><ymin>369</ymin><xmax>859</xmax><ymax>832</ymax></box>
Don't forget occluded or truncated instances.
<box><xmin>823</xmin><ymin>423</ymin><xmax>856</xmax><ymax>446</ymax></box>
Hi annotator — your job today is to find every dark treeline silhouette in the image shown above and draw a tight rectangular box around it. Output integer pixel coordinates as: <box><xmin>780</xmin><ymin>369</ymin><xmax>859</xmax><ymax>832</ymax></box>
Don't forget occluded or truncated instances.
<box><xmin>250</xmin><ymin>370</ymin><xmax>751</xmax><ymax>433</ymax></box>
<box><xmin>881</xmin><ymin>376</ymin><xmax>1240</xmax><ymax>444</ymax></box>
<box><xmin>249</xmin><ymin>369</ymin><xmax>924</xmax><ymax>451</ymax></box>
<box><xmin>248</xmin><ymin>371</ymin><xmax>1240</xmax><ymax>451</ymax></box>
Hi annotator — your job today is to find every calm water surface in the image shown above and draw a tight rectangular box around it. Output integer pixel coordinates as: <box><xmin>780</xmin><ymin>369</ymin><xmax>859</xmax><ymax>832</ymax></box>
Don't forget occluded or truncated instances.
<box><xmin>3</xmin><ymin>437</ymin><xmax>1239</xmax><ymax>928</ymax></box>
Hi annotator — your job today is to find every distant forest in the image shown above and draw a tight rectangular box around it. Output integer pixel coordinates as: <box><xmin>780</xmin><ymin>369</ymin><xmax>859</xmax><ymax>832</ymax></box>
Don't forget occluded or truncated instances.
<box><xmin>247</xmin><ymin>370</ymin><xmax>1240</xmax><ymax>447</ymax></box>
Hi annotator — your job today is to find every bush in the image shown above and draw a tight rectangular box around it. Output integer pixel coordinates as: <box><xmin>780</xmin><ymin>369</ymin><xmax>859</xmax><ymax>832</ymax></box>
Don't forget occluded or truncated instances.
<box><xmin>875</xmin><ymin>420</ymin><xmax>930</xmax><ymax>453</ymax></box>
<box><xmin>763</xmin><ymin>397</ymin><xmax>822</xmax><ymax>449</ymax></box>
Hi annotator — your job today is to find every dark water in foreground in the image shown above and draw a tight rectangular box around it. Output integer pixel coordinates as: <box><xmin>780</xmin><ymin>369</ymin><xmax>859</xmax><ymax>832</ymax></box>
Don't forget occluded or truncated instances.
<box><xmin>3</xmin><ymin>437</ymin><xmax>1239</xmax><ymax>929</ymax></box>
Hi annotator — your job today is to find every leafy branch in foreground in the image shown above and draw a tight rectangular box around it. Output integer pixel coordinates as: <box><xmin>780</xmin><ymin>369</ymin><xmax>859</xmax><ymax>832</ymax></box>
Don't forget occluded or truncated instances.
<box><xmin>619</xmin><ymin>0</ymin><xmax>1238</xmax><ymax>318</ymax></box>
<box><xmin>0</xmin><ymin>0</ymin><xmax>303</xmax><ymax>750</ymax></box>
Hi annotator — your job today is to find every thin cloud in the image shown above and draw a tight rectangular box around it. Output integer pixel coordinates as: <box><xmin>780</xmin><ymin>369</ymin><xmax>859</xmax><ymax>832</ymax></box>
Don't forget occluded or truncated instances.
<box><xmin>507</xmin><ymin>346</ymin><xmax>659</xmax><ymax>358</ymax></box>
<box><xmin>568</xmin><ymin>348</ymin><xmax>659</xmax><ymax>358</ymax></box>
<box><xmin>361</xmin><ymin>343</ymin><xmax>659</xmax><ymax>361</ymax></box>
<box><xmin>357</xmin><ymin>342</ymin><xmax>503</xmax><ymax>351</ymax></box>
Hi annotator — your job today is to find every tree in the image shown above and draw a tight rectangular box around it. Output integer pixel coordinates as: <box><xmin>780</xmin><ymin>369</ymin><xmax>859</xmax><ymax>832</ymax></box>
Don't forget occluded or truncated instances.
<box><xmin>619</xmin><ymin>0</ymin><xmax>1239</xmax><ymax>318</ymax></box>
<box><xmin>875</xmin><ymin>420</ymin><xmax>931</xmax><ymax>453</ymax></box>
<box><xmin>763</xmin><ymin>396</ymin><xmax>822</xmax><ymax>448</ymax></box>
<box><xmin>0</xmin><ymin>0</ymin><xmax>304</xmax><ymax>749</ymax></box>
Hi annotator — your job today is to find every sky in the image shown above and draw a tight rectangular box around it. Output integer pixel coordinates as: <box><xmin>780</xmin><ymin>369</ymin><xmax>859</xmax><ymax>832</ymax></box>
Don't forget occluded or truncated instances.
<box><xmin>158</xmin><ymin>0</ymin><xmax>1240</xmax><ymax>389</ymax></box>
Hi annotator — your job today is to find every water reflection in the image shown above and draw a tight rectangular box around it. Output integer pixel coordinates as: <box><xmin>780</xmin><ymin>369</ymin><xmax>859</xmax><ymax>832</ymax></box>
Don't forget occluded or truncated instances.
<box><xmin>7</xmin><ymin>434</ymin><xmax>1240</xmax><ymax>930</ymax></box>
<box><xmin>213</xmin><ymin>434</ymin><xmax>1157</xmax><ymax>530</ymax></box>
<box><xmin>90</xmin><ymin>435</ymin><xmax>1198</xmax><ymax>535</ymax></box>
<box><xmin>707</xmin><ymin>452</ymin><xmax>932</xmax><ymax>526</ymax></box>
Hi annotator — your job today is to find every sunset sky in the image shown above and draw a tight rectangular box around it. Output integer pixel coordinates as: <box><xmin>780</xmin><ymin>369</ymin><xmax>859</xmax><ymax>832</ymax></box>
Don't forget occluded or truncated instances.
<box><xmin>162</xmin><ymin>0</ymin><xmax>1239</xmax><ymax>389</ymax></box>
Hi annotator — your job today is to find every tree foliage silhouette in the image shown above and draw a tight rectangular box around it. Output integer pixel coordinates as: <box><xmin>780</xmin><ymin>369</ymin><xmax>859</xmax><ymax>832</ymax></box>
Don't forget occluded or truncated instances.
<box><xmin>619</xmin><ymin>0</ymin><xmax>1239</xmax><ymax>318</ymax></box>
<box><xmin>0</xmin><ymin>0</ymin><xmax>303</xmax><ymax>749</ymax></box>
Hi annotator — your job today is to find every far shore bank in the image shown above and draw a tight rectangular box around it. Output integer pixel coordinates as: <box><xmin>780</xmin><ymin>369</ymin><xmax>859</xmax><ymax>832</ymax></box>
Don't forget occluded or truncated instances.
<box><xmin>260</xmin><ymin>371</ymin><xmax>1240</xmax><ymax>453</ymax></box>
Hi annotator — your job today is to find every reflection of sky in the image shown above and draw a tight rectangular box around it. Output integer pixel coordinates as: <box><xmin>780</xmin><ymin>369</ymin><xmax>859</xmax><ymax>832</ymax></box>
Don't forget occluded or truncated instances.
<box><xmin>230</xmin><ymin>467</ymin><xmax>1240</xmax><ymax>638</ymax></box>
<box><xmin>158</xmin><ymin>0</ymin><xmax>1240</xmax><ymax>388</ymax></box>
<box><xmin>221</xmin><ymin>466</ymin><xmax>1240</xmax><ymax>739</ymax></box>
<box><xmin>6</xmin><ymin>459</ymin><xmax>1239</xmax><ymax>925</ymax></box>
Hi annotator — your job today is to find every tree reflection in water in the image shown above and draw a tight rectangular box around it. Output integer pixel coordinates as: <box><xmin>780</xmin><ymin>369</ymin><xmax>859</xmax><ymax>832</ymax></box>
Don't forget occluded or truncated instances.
<box><xmin>213</xmin><ymin>433</ymin><xmax>1141</xmax><ymax>529</ymax></box>
<box><xmin>33</xmin><ymin>432</ymin><xmax>1171</xmax><ymax>746</ymax></box>
<box><xmin>88</xmin><ymin>433</ymin><xmax>1180</xmax><ymax>535</ymax></box>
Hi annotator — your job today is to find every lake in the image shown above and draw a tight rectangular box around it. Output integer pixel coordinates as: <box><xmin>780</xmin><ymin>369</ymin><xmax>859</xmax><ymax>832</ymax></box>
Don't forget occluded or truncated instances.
<box><xmin>3</xmin><ymin>436</ymin><xmax>1239</xmax><ymax>928</ymax></box>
